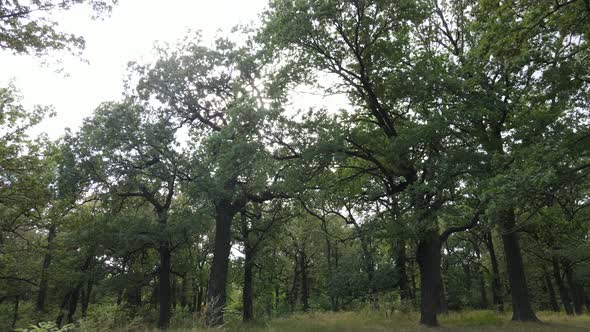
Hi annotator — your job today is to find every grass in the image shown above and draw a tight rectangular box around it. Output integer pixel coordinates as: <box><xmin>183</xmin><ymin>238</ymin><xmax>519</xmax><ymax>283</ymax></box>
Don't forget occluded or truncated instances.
<box><xmin>158</xmin><ymin>310</ymin><xmax>590</xmax><ymax>332</ymax></box>
<box><xmin>79</xmin><ymin>310</ymin><xmax>590</xmax><ymax>332</ymax></box>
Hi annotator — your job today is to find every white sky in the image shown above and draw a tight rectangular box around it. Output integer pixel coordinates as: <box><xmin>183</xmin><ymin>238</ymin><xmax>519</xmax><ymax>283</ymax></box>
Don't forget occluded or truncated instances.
<box><xmin>0</xmin><ymin>0</ymin><xmax>270</xmax><ymax>139</ymax></box>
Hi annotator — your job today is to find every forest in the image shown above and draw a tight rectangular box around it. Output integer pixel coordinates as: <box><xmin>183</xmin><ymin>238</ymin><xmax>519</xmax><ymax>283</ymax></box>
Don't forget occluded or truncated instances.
<box><xmin>1</xmin><ymin>0</ymin><xmax>590</xmax><ymax>331</ymax></box>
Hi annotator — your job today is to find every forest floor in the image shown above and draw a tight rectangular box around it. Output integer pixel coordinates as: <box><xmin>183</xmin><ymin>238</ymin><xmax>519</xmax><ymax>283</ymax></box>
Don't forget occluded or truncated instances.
<box><xmin>176</xmin><ymin>310</ymin><xmax>590</xmax><ymax>332</ymax></box>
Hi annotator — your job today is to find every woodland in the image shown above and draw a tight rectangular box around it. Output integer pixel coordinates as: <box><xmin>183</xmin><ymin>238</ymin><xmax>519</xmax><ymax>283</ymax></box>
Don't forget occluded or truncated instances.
<box><xmin>1</xmin><ymin>0</ymin><xmax>590</xmax><ymax>331</ymax></box>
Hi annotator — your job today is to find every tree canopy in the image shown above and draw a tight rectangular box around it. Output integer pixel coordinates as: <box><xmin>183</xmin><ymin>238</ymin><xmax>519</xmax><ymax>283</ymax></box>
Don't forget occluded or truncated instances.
<box><xmin>1</xmin><ymin>0</ymin><xmax>590</xmax><ymax>331</ymax></box>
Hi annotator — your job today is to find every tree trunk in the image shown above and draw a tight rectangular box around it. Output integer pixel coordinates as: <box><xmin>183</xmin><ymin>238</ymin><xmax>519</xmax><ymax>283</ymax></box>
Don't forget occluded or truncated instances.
<box><xmin>409</xmin><ymin>258</ymin><xmax>417</xmax><ymax>302</ymax></box>
<box><xmin>36</xmin><ymin>225</ymin><xmax>56</xmax><ymax>313</ymax></box>
<box><xmin>543</xmin><ymin>268</ymin><xmax>559</xmax><ymax>312</ymax></box>
<box><xmin>552</xmin><ymin>258</ymin><xmax>573</xmax><ymax>315</ymax></box>
<box><xmin>463</xmin><ymin>263</ymin><xmax>473</xmax><ymax>301</ymax></box>
<box><xmin>189</xmin><ymin>282</ymin><xmax>197</xmax><ymax>314</ymax></box>
<box><xmin>300</xmin><ymin>250</ymin><xmax>310</xmax><ymax>312</ymax></box>
<box><xmin>158</xmin><ymin>244</ymin><xmax>172</xmax><ymax>329</ymax></box>
<box><xmin>56</xmin><ymin>290</ymin><xmax>71</xmax><ymax>328</ymax></box>
<box><xmin>499</xmin><ymin>209</ymin><xmax>538</xmax><ymax>321</ymax></box>
<box><xmin>325</xmin><ymin>235</ymin><xmax>338</xmax><ymax>311</ymax></box>
<box><xmin>171</xmin><ymin>277</ymin><xmax>177</xmax><ymax>309</ymax></box>
<box><xmin>275</xmin><ymin>286</ymin><xmax>280</xmax><ymax>311</ymax></box>
<box><xmin>478</xmin><ymin>272</ymin><xmax>489</xmax><ymax>309</ymax></box>
<box><xmin>129</xmin><ymin>284</ymin><xmax>142</xmax><ymax>306</ymax></box>
<box><xmin>180</xmin><ymin>275</ymin><xmax>187</xmax><ymax>309</ymax></box>
<box><xmin>81</xmin><ymin>279</ymin><xmax>93</xmax><ymax>317</ymax></box>
<box><xmin>266</xmin><ymin>297</ymin><xmax>272</xmax><ymax>318</ymax></box>
<box><xmin>58</xmin><ymin>257</ymin><xmax>92</xmax><ymax>326</ymax></box>
<box><xmin>474</xmin><ymin>243</ymin><xmax>488</xmax><ymax>308</ymax></box>
<box><xmin>564</xmin><ymin>264</ymin><xmax>585</xmax><ymax>315</ymax></box>
<box><xmin>439</xmin><ymin>248</ymin><xmax>448</xmax><ymax>315</ymax></box>
<box><xmin>360</xmin><ymin>239</ymin><xmax>377</xmax><ymax>308</ymax></box>
<box><xmin>573</xmin><ymin>284</ymin><xmax>586</xmax><ymax>314</ymax></box>
<box><xmin>56</xmin><ymin>300</ymin><xmax>69</xmax><ymax>326</ymax></box>
<box><xmin>289</xmin><ymin>257</ymin><xmax>300</xmax><ymax>313</ymax></box>
<box><xmin>484</xmin><ymin>231</ymin><xmax>504</xmax><ymax>312</ymax></box>
<box><xmin>11</xmin><ymin>296</ymin><xmax>19</xmax><ymax>329</ymax></box>
<box><xmin>416</xmin><ymin>229</ymin><xmax>442</xmax><ymax>327</ymax></box>
<box><xmin>66</xmin><ymin>286</ymin><xmax>81</xmax><ymax>324</ymax></box>
<box><xmin>243</xmin><ymin>244</ymin><xmax>254</xmax><ymax>321</ymax></box>
<box><xmin>196</xmin><ymin>286</ymin><xmax>203</xmax><ymax>313</ymax></box>
<box><xmin>396</xmin><ymin>241</ymin><xmax>411</xmax><ymax>301</ymax></box>
<box><xmin>206</xmin><ymin>202</ymin><xmax>236</xmax><ymax>326</ymax></box>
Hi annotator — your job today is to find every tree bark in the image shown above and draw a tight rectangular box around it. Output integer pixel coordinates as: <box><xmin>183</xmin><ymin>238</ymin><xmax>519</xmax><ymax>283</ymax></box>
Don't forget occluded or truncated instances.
<box><xmin>300</xmin><ymin>250</ymin><xmax>310</xmax><ymax>312</ymax></box>
<box><xmin>151</xmin><ymin>282</ymin><xmax>159</xmax><ymax>306</ymax></box>
<box><xmin>58</xmin><ymin>256</ymin><xmax>92</xmax><ymax>326</ymax></box>
<box><xmin>196</xmin><ymin>286</ymin><xmax>203</xmax><ymax>313</ymax></box>
<box><xmin>395</xmin><ymin>241</ymin><xmax>411</xmax><ymax>301</ymax></box>
<box><xmin>573</xmin><ymin>284</ymin><xmax>586</xmax><ymax>314</ymax></box>
<box><xmin>189</xmin><ymin>279</ymin><xmax>196</xmax><ymax>314</ymax></box>
<box><xmin>171</xmin><ymin>277</ymin><xmax>177</xmax><ymax>309</ymax></box>
<box><xmin>206</xmin><ymin>201</ymin><xmax>236</xmax><ymax>326</ymax></box>
<box><xmin>325</xmin><ymin>235</ymin><xmax>338</xmax><ymax>311</ymax></box>
<box><xmin>66</xmin><ymin>286</ymin><xmax>81</xmax><ymax>324</ymax></box>
<box><xmin>56</xmin><ymin>290</ymin><xmax>72</xmax><ymax>327</ymax></box>
<box><xmin>463</xmin><ymin>262</ymin><xmax>473</xmax><ymax>301</ymax></box>
<box><xmin>158</xmin><ymin>244</ymin><xmax>172</xmax><ymax>329</ymax></box>
<box><xmin>180</xmin><ymin>275</ymin><xmax>187</xmax><ymax>309</ymax></box>
<box><xmin>360</xmin><ymin>238</ymin><xmax>377</xmax><ymax>308</ymax></box>
<box><xmin>478</xmin><ymin>274</ymin><xmax>488</xmax><ymax>309</ymax></box>
<box><xmin>484</xmin><ymin>231</ymin><xmax>504</xmax><ymax>312</ymax></box>
<box><xmin>564</xmin><ymin>264</ymin><xmax>585</xmax><ymax>315</ymax></box>
<box><xmin>439</xmin><ymin>243</ymin><xmax>448</xmax><ymax>315</ymax></box>
<box><xmin>552</xmin><ymin>258</ymin><xmax>573</xmax><ymax>315</ymax></box>
<box><xmin>127</xmin><ymin>284</ymin><xmax>142</xmax><ymax>306</ymax></box>
<box><xmin>499</xmin><ymin>209</ymin><xmax>538</xmax><ymax>321</ymax></box>
<box><xmin>409</xmin><ymin>258</ymin><xmax>417</xmax><ymax>302</ymax></box>
<box><xmin>289</xmin><ymin>256</ymin><xmax>300</xmax><ymax>313</ymax></box>
<box><xmin>35</xmin><ymin>225</ymin><xmax>56</xmax><ymax>313</ymax></box>
<box><xmin>474</xmin><ymin>243</ymin><xmax>488</xmax><ymax>308</ymax></box>
<box><xmin>11</xmin><ymin>296</ymin><xmax>19</xmax><ymax>330</ymax></box>
<box><xmin>81</xmin><ymin>279</ymin><xmax>93</xmax><ymax>317</ymax></box>
<box><xmin>416</xmin><ymin>229</ymin><xmax>442</xmax><ymax>327</ymax></box>
<box><xmin>543</xmin><ymin>268</ymin><xmax>559</xmax><ymax>312</ymax></box>
<box><xmin>275</xmin><ymin>286</ymin><xmax>280</xmax><ymax>311</ymax></box>
<box><xmin>243</xmin><ymin>244</ymin><xmax>254</xmax><ymax>321</ymax></box>
<box><xmin>266</xmin><ymin>297</ymin><xmax>272</xmax><ymax>318</ymax></box>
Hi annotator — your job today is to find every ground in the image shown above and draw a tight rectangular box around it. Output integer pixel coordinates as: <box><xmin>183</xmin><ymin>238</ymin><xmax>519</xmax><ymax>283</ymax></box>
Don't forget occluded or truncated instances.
<box><xmin>155</xmin><ymin>310</ymin><xmax>590</xmax><ymax>332</ymax></box>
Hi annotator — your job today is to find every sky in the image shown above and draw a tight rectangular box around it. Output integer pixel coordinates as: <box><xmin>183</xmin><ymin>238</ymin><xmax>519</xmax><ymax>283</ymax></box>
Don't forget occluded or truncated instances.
<box><xmin>0</xmin><ymin>0</ymin><xmax>270</xmax><ymax>139</ymax></box>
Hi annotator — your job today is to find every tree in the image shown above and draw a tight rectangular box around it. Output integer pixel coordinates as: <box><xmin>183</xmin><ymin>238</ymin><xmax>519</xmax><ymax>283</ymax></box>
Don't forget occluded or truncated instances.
<box><xmin>0</xmin><ymin>0</ymin><xmax>117</xmax><ymax>55</ymax></box>
<box><xmin>131</xmin><ymin>38</ymin><xmax>296</xmax><ymax>326</ymax></box>
<box><xmin>259</xmin><ymin>0</ymin><xmax>487</xmax><ymax>326</ymax></box>
<box><xmin>427</xmin><ymin>0</ymin><xmax>589</xmax><ymax>321</ymax></box>
<box><xmin>0</xmin><ymin>85</ymin><xmax>58</xmax><ymax>324</ymax></box>
<box><xmin>73</xmin><ymin>101</ymin><xmax>187</xmax><ymax>328</ymax></box>
<box><xmin>259</xmin><ymin>0</ymin><xmax>590</xmax><ymax>325</ymax></box>
<box><xmin>237</xmin><ymin>201</ymin><xmax>293</xmax><ymax>321</ymax></box>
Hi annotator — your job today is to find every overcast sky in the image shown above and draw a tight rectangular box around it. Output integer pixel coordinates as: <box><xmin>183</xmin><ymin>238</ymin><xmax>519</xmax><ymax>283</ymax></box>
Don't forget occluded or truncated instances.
<box><xmin>0</xmin><ymin>0</ymin><xmax>270</xmax><ymax>139</ymax></box>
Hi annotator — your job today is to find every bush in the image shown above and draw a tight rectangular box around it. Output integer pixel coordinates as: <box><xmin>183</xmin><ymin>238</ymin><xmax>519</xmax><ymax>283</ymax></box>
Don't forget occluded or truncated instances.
<box><xmin>15</xmin><ymin>321</ymin><xmax>75</xmax><ymax>332</ymax></box>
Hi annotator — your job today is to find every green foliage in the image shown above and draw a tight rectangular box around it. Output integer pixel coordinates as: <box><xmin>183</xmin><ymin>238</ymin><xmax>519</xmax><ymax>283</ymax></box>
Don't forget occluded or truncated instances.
<box><xmin>0</xmin><ymin>0</ymin><xmax>117</xmax><ymax>55</ymax></box>
<box><xmin>2</xmin><ymin>0</ymin><xmax>590</xmax><ymax>330</ymax></box>
<box><xmin>15</xmin><ymin>321</ymin><xmax>75</xmax><ymax>332</ymax></box>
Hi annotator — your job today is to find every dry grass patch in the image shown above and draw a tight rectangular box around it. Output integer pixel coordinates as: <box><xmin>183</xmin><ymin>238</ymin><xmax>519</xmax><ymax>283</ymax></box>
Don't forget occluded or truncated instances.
<box><xmin>116</xmin><ymin>310</ymin><xmax>590</xmax><ymax>331</ymax></box>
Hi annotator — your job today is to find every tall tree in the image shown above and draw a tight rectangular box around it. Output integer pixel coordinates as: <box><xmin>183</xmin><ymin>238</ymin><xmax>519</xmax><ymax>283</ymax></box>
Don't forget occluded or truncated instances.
<box><xmin>259</xmin><ymin>0</ymin><xmax>487</xmax><ymax>326</ymax></box>
<box><xmin>131</xmin><ymin>38</ymin><xmax>296</xmax><ymax>326</ymax></box>
<box><xmin>73</xmin><ymin>101</ymin><xmax>186</xmax><ymax>328</ymax></box>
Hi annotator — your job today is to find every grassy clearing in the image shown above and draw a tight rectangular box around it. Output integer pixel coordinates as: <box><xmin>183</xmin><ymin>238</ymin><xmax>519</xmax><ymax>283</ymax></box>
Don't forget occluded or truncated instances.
<box><xmin>127</xmin><ymin>310</ymin><xmax>590</xmax><ymax>332</ymax></box>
